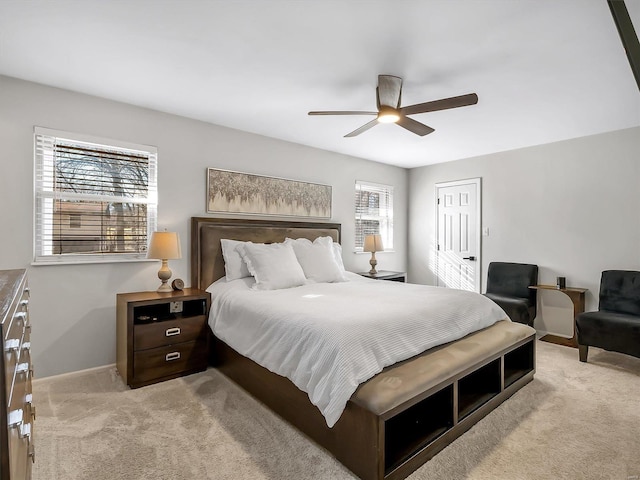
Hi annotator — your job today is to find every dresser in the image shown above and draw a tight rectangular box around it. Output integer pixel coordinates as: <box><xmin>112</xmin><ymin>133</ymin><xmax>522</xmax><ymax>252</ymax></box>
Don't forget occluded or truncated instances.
<box><xmin>116</xmin><ymin>288</ymin><xmax>210</xmax><ymax>388</ymax></box>
<box><xmin>0</xmin><ymin>269</ymin><xmax>35</xmax><ymax>480</ymax></box>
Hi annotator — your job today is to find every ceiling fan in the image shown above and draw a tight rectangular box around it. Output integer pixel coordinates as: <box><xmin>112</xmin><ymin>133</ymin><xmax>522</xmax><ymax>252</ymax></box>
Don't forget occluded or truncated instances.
<box><xmin>308</xmin><ymin>75</ymin><xmax>478</xmax><ymax>137</ymax></box>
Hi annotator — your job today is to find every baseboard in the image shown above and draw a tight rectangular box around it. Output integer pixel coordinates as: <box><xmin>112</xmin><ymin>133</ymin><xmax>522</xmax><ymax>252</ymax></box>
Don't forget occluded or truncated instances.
<box><xmin>32</xmin><ymin>363</ymin><xmax>116</xmax><ymax>385</ymax></box>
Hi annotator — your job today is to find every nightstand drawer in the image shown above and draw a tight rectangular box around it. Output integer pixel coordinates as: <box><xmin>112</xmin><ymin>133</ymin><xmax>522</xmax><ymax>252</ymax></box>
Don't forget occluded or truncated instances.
<box><xmin>133</xmin><ymin>340</ymin><xmax>207</xmax><ymax>383</ymax></box>
<box><xmin>134</xmin><ymin>315</ymin><xmax>207</xmax><ymax>351</ymax></box>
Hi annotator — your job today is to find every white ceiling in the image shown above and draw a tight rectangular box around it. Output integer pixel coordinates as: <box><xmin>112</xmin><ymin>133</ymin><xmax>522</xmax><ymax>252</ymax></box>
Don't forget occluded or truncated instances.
<box><xmin>1</xmin><ymin>0</ymin><xmax>639</xmax><ymax>168</ymax></box>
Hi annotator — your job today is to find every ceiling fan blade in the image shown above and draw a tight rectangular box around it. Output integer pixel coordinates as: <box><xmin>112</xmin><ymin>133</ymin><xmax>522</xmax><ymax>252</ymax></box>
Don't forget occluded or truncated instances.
<box><xmin>396</xmin><ymin>116</ymin><xmax>435</xmax><ymax>136</ymax></box>
<box><xmin>308</xmin><ymin>111</ymin><xmax>377</xmax><ymax>116</ymax></box>
<box><xmin>377</xmin><ymin>75</ymin><xmax>403</xmax><ymax>108</ymax></box>
<box><xmin>344</xmin><ymin>119</ymin><xmax>378</xmax><ymax>137</ymax></box>
<box><xmin>400</xmin><ymin>93</ymin><xmax>478</xmax><ymax>116</ymax></box>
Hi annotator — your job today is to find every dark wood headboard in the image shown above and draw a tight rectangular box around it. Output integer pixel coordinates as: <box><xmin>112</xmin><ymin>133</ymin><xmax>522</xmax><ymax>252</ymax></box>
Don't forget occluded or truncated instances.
<box><xmin>190</xmin><ymin>217</ymin><xmax>341</xmax><ymax>290</ymax></box>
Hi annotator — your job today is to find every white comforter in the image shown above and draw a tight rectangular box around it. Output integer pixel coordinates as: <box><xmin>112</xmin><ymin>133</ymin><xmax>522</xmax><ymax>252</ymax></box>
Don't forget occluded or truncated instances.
<box><xmin>207</xmin><ymin>272</ymin><xmax>507</xmax><ymax>427</ymax></box>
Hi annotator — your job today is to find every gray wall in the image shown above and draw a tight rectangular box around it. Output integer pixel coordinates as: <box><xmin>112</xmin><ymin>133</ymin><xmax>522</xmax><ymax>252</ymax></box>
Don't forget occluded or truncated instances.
<box><xmin>408</xmin><ymin>126</ymin><xmax>640</xmax><ymax>312</ymax></box>
<box><xmin>0</xmin><ymin>75</ymin><xmax>408</xmax><ymax>377</ymax></box>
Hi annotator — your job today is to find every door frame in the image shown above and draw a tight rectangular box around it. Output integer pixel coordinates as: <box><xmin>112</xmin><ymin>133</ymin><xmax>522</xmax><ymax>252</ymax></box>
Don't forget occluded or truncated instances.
<box><xmin>435</xmin><ymin>177</ymin><xmax>482</xmax><ymax>293</ymax></box>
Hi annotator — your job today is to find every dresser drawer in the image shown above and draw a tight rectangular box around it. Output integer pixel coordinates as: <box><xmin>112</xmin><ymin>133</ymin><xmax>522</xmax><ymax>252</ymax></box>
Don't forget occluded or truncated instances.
<box><xmin>8</xmin><ymin>420</ymin><xmax>29</xmax><ymax>480</ymax></box>
<box><xmin>7</xmin><ymin>327</ymin><xmax>32</xmax><ymax>405</ymax></box>
<box><xmin>4</xmin><ymin>344</ymin><xmax>19</xmax><ymax>401</ymax></box>
<box><xmin>4</xmin><ymin>301</ymin><xmax>26</xmax><ymax>345</ymax></box>
<box><xmin>3</xmin><ymin>286</ymin><xmax>28</xmax><ymax>342</ymax></box>
<box><xmin>134</xmin><ymin>315</ymin><xmax>207</xmax><ymax>351</ymax></box>
<box><xmin>9</xmin><ymin>347</ymin><xmax>31</xmax><ymax>412</ymax></box>
<box><xmin>4</xmin><ymin>309</ymin><xmax>26</xmax><ymax>402</ymax></box>
<box><xmin>133</xmin><ymin>340</ymin><xmax>207</xmax><ymax>383</ymax></box>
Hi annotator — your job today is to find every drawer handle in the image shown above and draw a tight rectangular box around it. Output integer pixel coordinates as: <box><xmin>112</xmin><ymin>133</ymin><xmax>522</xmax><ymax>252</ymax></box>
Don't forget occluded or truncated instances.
<box><xmin>20</xmin><ymin>422</ymin><xmax>31</xmax><ymax>440</ymax></box>
<box><xmin>20</xmin><ymin>299</ymin><xmax>29</xmax><ymax>307</ymax></box>
<box><xmin>14</xmin><ymin>311</ymin><xmax>26</xmax><ymax>321</ymax></box>
<box><xmin>17</xmin><ymin>362</ymin><xmax>33</xmax><ymax>378</ymax></box>
<box><xmin>165</xmin><ymin>352</ymin><xmax>181</xmax><ymax>362</ymax></box>
<box><xmin>28</xmin><ymin>444</ymin><xmax>35</xmax><ymax>463</ymax></box>
<box><xmin>22</xmin><ymin>341</ymin><xmax>31</xmax><ymax>351</ymax></box>
<box><xmin>4</xmin><ymin>338</ymin><xmax>20</xmax><ymax>353</ymax></box>
<box><xmin>165</xmin><ymin>327</ymin><xmax>181</xmax><ymax>337</ymax></box>
<box><xmin>25</xmin><ymin>393</ymin><xmax>36</xmax><ymax>420</ymax></box>
<box><xmin>8</xmin><ymin>409</ymin><xmax>23</xmax><ymax>428</ymax></box>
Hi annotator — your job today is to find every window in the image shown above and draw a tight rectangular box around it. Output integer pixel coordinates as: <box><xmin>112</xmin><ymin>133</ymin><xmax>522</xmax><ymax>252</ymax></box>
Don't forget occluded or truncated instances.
<box><xmin>68</xmin><ymin>214</ymin><xmax>82</xmax><ymax>229</ymax></box>
<box><xmin>354</xmin><ymin>180</ymin><xmax>393</xmax><ymax>251</ymax></box>
<box><xmin>34</xmin><ymin>127</ymin><xmax>157</xmax><ymax>264</ymax></box>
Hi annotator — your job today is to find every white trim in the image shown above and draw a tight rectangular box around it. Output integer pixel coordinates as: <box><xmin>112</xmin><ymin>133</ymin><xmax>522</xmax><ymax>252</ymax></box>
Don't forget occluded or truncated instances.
<box><xmin>32</xmin><ymin>257</ymin><xmax>156</xmax><ymax>266</ymax></box>
<box><xmin>354</xmin><ymin>179</ymin><xmax>394</xmax><ymax>252</ymax></box>
<box><xmin>33</xmin><ymin>127</ymin><xmax>158</xmax><ymax>265</ymax></box>
<box><xmin>32</xmin><ymin>363</ymin><xmax>116</xmax><ymax>385</ymax></box>
<box><xmin>355</xmin><ymin>179</ymin><xmax>393</xmax><ymax>191</ymax></box>
<box><xmin>435</xmin><ymin>177</ymin><xmax>482</xmax><ymax>293</ymax></box>
<box><xmin>34</xmin><ymin>126</ymin><xmax>157</xmax><ymax>154</ymax></box>
<box><xmin>354</xmin><ymin>250</ymin><xmax>396</xmax><ymax>254</ymax></box>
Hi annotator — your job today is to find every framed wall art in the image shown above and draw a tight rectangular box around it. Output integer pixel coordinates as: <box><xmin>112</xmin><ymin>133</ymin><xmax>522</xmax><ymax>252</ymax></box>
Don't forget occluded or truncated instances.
<box><xmin>207</xmin><ymin>168</ymin><xmax>332</xmax><ymax>218</ymax></box>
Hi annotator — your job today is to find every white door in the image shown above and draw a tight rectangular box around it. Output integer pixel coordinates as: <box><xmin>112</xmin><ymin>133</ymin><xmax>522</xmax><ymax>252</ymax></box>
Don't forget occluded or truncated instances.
<box><xmin>435</xmin><ymin>178</ymin><xmax>481</xmax><ymax>292</ymax></box>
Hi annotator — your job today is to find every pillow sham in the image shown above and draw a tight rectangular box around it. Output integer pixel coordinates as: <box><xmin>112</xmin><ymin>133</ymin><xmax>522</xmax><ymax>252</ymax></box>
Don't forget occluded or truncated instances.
<box><xmin>220</xmin><ymin>239</ymin><xmax>252</xmax><ymax>281</ymax></box>
<box><xmin>237</xmin><ymin>242</ymin><xmax>307</xmax><ymax>290</ymax></box>
<box><xmin>332</xmin><ymin>242</ymin><xmax>346</xmax><ymax>273</ymax></box>
<box><xmin>285</xmin><ymin>236</ymin><xmax>347</xmax><ymax>283</ymax></box>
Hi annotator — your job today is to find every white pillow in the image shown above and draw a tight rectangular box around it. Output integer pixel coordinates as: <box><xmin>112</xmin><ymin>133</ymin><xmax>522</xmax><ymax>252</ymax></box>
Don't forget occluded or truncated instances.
<box><xmin>332</xmin><ymin>242</ymin><xmax>346</xmax><ymax>273</ymax></box>
<box><xmin>220</xmin><ymin>239</ymin><xmax>252</xmax><ymax>281</ymax></box>
<box><xmin>237</xmin><ymin>242</ymin><xmax>306</xmax><ymax>290</ymax></box>
<box><xmin>285</xmin><ymin>236</ymin><xmax>347</xmax><ymax>283</ymax></box>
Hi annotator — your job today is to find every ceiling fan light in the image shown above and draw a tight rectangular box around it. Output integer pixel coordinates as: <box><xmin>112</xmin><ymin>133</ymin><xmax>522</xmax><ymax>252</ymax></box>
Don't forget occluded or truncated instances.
<box><xmin>378</xmin><ymin>113</ymin><xmax>400</xmax><ymax>123</ymax></box>
<box><xmin>377</xmin><ymin>107</ymin><xmax>400</xmax><ymax>123</ymax></box>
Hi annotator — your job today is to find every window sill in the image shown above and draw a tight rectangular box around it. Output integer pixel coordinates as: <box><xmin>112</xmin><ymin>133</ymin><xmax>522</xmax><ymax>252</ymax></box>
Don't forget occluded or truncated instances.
<box><xmin>32</xmin><ymin>256</ymin><xmax>157</xmax><ymax>266</ymax></box>
<box><xmin>354</xmin><ymin>250</ymin><xmax>396</xmax><ymax>254</ymax></box>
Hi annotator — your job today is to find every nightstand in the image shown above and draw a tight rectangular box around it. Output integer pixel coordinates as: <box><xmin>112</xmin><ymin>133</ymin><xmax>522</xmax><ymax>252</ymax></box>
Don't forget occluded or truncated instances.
<box><xmin>116</xmin><ymin>288</ymin><xmax>210</xmax><ymax>388</ymax></box>
<box><xmin>358</xmin><ymin>271</ymin><xmax>407</xmax><ymax>282</ymax></box>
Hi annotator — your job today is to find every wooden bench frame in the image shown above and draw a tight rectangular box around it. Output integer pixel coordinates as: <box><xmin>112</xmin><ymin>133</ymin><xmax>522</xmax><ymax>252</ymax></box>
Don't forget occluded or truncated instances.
<box><xmin>213</xmin><ymin>329</ymin><xmax>535</xmax><ymax>480</ymax></box>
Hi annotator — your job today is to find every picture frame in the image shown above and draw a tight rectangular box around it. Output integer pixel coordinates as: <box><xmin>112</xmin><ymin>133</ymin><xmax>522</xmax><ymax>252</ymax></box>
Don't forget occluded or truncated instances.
<box><xmin>206</xmin><ymin>168</ymin><xmax>332</xmax><ymax>218</ymax></box>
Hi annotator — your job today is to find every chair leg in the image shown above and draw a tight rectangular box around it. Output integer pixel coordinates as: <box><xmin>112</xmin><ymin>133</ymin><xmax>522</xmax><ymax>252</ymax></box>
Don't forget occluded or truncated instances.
<box><xmin>578</xmin><ymin>344</ymin><xmax>588</xmax><ymax>362</ymax></box>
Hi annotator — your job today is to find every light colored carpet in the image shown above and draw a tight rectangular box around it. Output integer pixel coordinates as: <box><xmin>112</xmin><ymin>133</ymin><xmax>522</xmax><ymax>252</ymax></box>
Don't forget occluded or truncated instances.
<box><xmin>33</xmin><ymin>341</ymin><xmax>640</xmax><ymax>480</ymax></box>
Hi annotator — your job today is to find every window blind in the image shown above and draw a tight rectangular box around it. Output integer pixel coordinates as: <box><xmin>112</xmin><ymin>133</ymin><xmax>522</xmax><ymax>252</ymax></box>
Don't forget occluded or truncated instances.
<box><xmin>355</xmin><ymin>180</ymin><xmax>393</xmax><ymax>251</ymax></box>
<box><xmin>34</xmin><ymin>127</ymin><xmax>157</xmax><ymax>264</ymax></box>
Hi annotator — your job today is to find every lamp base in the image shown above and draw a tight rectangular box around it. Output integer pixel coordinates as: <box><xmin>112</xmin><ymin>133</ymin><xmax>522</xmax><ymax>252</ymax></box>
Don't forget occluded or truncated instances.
<box><xmin>157</xmin><ymin>281</ymin><xmax>173</xmax><ymax>293</ymax></box>
<box><xmin>369</xmin><ymin>252</ymin><xmax>378</xmax><ymax>275</ymax></box>
<box><xmin>157</xmin><ymin>260</ymin><xmax>173</xmax><ymax>293</ymax></box>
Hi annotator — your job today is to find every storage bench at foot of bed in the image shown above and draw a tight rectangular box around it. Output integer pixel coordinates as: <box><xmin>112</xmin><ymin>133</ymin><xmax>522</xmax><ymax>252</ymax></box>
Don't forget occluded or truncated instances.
<box><xmin>214</xmin><ymin>320</ymin><xmax>536</xmax><ymax>480</ymax></box>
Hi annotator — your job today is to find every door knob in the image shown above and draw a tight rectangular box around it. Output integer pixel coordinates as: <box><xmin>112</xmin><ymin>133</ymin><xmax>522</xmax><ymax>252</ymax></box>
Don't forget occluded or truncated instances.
<box><xmin>463</xmin><ymin>256</ymin><xmax>476</xmax><ymax>261</ymax></box>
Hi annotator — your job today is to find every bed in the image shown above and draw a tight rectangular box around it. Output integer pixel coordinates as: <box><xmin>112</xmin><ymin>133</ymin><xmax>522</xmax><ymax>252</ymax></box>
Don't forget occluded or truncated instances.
<box><xmin>191</xmin><ymin>217</ymin><xmax>536</xmax><ymax>480</ymax></box>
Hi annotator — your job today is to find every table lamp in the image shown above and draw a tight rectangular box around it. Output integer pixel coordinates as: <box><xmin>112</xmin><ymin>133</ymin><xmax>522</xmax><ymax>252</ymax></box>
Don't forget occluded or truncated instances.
<box><xmin>147</xmin><ymin>231</ymin><xmax>182</xmax><ymax>292</ymax></box>
<box><xmin>363</xmin><ymin>234</ymin><xmax>384</xmax><ymax>275</ymax></box>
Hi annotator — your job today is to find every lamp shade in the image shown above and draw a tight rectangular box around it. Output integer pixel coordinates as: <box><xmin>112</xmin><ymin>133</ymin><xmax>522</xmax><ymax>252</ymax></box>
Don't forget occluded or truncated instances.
<box><xmin>363</xmin><ymin>234</ymin><xmax>384</xmax><ymax>253</ymax></box>
<box><xmin>147</xmin><ymin>231</ymin><xmax>182</xmax><ymax>260</ymax></box>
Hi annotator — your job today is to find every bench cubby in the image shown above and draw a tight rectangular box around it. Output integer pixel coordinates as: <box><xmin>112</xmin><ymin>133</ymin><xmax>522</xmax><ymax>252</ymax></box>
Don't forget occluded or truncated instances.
<box><xmin>381</xmin><ymin>335</ymin><xmax>535</xmax><ymax>478</ymax></box>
